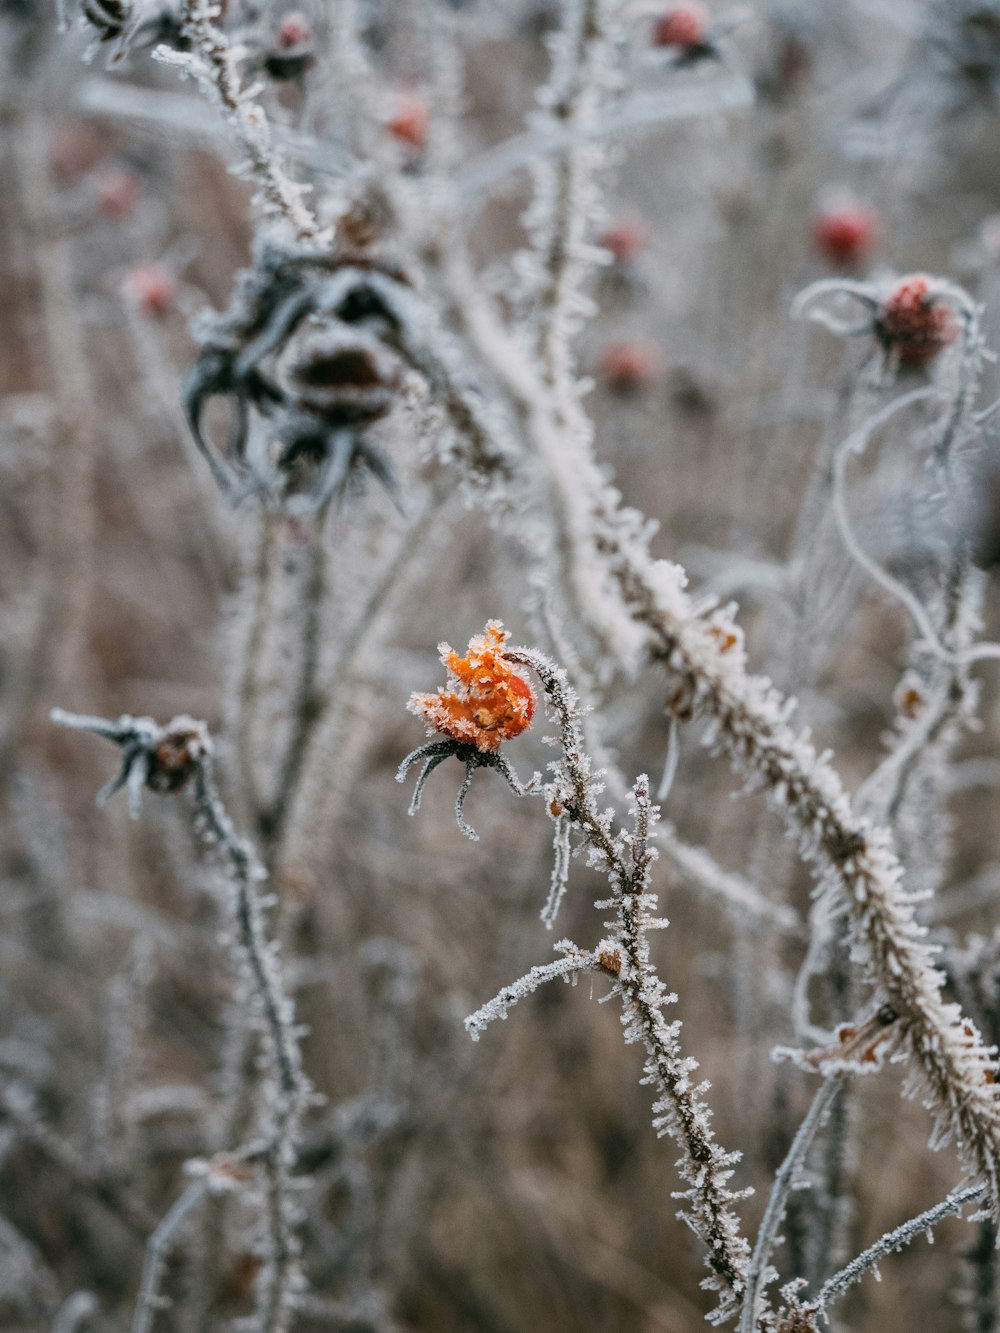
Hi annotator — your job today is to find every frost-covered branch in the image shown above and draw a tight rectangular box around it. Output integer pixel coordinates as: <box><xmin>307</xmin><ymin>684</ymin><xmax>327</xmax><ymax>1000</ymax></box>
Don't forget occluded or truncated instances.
<box><xmin>465</xmin><ymin>945</ymin><xmax>598</xmax><ymax>1040</ymax></box>
<box><xmin>814</xmin><ymin>1182</ymin><xmax>984</xmax><ymax>1314</ymax></box>
<box><xmin>456</xmin><ymin>645</ymin><xmax>752</xmax><ymax>1320</ymax></box>
<box><xmin>52</xmin><ymin>709</ymin><xmax>311</xmax><ymax>1331</ymax></box>
<box><xmin>739</xmin><ymin>1077</ymin><xmax>844</xmax><ymax>1332</ymax></box>
<box><xmin>430</xmin><ymin>252</ymin><xmax>1000</xmax><ymax>1221</ymax></box>
<box><xmin>153</xmin><ymin>0</ymin><xmax>323</xmax><ymax>240</ymax></box>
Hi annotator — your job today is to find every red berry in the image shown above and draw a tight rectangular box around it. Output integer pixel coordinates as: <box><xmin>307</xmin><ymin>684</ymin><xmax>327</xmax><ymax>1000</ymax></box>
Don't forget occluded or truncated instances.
<box><xmin>601</xmin><ymin>218</ymin><xmax>649</xmax><ymax>265</ymax></box>
<box><xmin>388</xmin><ymin>93</ymin><xmax>429</xmax><ymax>150</ymax></box>
<box><xmin>600</xmin><ymin>341</ymin><xmax>661</xmax><ymax>390</ymax></box>
<box><xmin>97</xmin><ymin>169</ymin><xmax>142</xmax><ymax>221</ymax></box>
<box><xmin>277</xmin><ymin>10</ymin><xmax>311</xmax><ymax>47</ymax></box>
<box><xmin>814</xmin><ymin>205</ymin><xmax>877</xmax><ymax>265</ymax></box>
<box><xmin>876</xmin><ymin>276</ymin><xmax>957</xmax><ymax>365</ymax></box>
<box><xmin>652</xmin><ymin>4</ymin><xmax>708</xmax><ymax>49</ymax></box>
<box><xmin>124</xmin><ymin>263</ymin><xmax>176</xmax><ymax>318</ymax></box>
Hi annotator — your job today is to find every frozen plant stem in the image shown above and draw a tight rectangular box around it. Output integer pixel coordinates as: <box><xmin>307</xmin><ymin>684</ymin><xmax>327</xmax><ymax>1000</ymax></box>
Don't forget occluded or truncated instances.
<box><xmin>470</xmin><ymin>649</ymin><xmax>751</xmax><ymax>1319</ymax></box>
<box><xmin>53</xmin><ymin>711</ymin><xmax>309</xmax><ymax>1330</ymax></box>
<box><xmin>191</xmin><ymin>762</ymin><xmax>308</xmax><ymax>1331</ymax></box>
<box><xmin>814</xmin><ymin>1182</ymin><xmax>984</xmax><ymax>1315</ymax></box>
<box><xmin>131</xmin><ymin>1176</ymin><xmax>211</xmax><ymax>1333</ymax></box>
<box><xmin>154</xmin><ymin>0</ymin><xmax>322</xmax><ymax>240</ymax></box>
<box><xmin>739</xmin><ymin>1076</ymin><xmax>844</xmax><ymax>1332</ymax></box>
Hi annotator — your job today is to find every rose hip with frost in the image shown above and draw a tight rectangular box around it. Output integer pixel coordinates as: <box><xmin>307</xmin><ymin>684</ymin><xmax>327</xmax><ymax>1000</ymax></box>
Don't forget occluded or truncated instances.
<box><xmin>875</xmin><ymin>275</ymin><xmax>957</xmax><ymax>365</ymax></box>
<box><xmin>652</xmin><ymin>3</ymin><xmax>709</xmax><ymax>51</ymax></box>
<box><xmin>124</xmin><ymin>263</ymin><xmax>176</xmax><ymax>318</ymax></box>
<box><xmin>277</xmin><ymin>10</ymin><xmax>310</xmax><ymax>47</ymax></box>
<box><xmin>601</xmin><ymin>217</ymin><xmax>649</xmax><ymax>266</ymax></box>
<box><xmin>388</xmin><ymin>93</ymin><xmax>429</xmax><ymax>150</ymax></box>
<box><xmin>98</xmin><ymin>169</ymin><xmax>142</xmax><ymax>221</ymax></box>
<box><xmin>600</xmin><ymin>340</ymin><xmax>661</xmax><ymax>390</ymax></box>
<box><xmin>814</xmin><ymin>203</ymin><xmax>877</xmax><ymax>266</ymax></box>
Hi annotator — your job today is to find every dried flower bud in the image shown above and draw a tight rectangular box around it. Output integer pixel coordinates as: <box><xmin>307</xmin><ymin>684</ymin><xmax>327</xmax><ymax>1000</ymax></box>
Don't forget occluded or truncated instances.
<box><xmin>875</xmin><ymin>275</ymin><xmax>958</xmax><ymax>365</ymax></box>
<box><xmin>408</xmin><ymin>621</ymin><xmax>536</xmax><ymax>754</ymax></box>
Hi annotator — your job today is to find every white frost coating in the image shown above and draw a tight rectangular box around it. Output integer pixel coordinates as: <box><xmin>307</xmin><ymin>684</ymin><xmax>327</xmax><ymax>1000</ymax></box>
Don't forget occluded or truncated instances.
<box><xmin>153</xmin><ymin>1</ymin><xmax>327</xmax><ymax>243</ymax></box>
<box><xmin>464</xmin><ymin>945</ymin><xmax>596</xmax><ymax>1040</ymax></box>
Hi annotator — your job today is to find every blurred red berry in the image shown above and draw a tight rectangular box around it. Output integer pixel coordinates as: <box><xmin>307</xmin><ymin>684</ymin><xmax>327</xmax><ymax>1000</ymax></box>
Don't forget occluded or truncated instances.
<box><xmin>97</xmin><ymin>169</ymin><xmax>142</xmax><ymax>221</ymax></box>
<box><xmin>601</xmin><ymin>217</ymin><xmax>649</xmax><ymax>266</ymax></box>
<box><xmin>388</xmin><ymin>93</ymin><xmax>429</xmax><ymax>150</ymax></box>
<box><xmin>49</xmin><ymin>121</ymin><xmax>104</xmax><ymax>182</ymax></box>
<box><xmin>600</xmin><ymin>341</ymin><xmax>660</xmax><ymax>390</ymax></box>
<box><xmin>814</xmin><ymin>204</ymin><xmax>877</xmax><ymax>265</ymax></box>
<box><xmin>876</xmin><ymin>276</ymin><xmax>957</xmax><ymax>365</ymax></box>
<box><xmin>278</xmin><ymin>10</ymin><xmax>311</xmax><ymax>46</ymax></box>
<box><xmin>652</xmin><ymin>3</ymin><xmax>708</xmax><ymax>50</ymax></box>
<box><xmin>124</xmin><ymin>263</ymin><xmax>176</xmax><ymax>318</ymax></box>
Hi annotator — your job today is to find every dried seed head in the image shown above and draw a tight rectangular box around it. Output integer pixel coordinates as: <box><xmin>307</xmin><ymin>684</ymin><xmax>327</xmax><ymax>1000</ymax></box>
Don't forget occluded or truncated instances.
<box><xmin>285</xmin><ymin>328</ymin><xmax>401</xmax><ymax>425</ymax></box>
<box><xmin>147</xmin><ymin>718</ymin><xmax>212</xmax><ymax>795</ymax></box>
<box><xmin>81</xmin><ymin>0</ymin><xmax>129</xmax><ymax>41</ymax></box>
<box><xmin>598</xmin><ymin>948</ymin><xmax>622</xmax><ymax>976</ymax></box>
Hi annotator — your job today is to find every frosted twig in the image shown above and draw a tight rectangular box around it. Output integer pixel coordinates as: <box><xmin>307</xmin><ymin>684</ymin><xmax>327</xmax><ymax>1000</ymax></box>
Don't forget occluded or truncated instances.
<box><xmin>52</xmin><ymin>710</ymin><xmax>310</xmax><ymax>1330</ymax></box>
<box><xmin>52</xmin><ymin>1291</ymin><xmax>98</xmax><ymax>1333</ymax></box>
<box><xmin>814</xmin><ymin>1182</ymin><xmax>984</xmax><ymax>1313</ymax></box>
<box><xmin>458</xmin><ymin>75</ymin><xmax>755</xmax><ymax>200</ymax></box>
<box><xmin>465</xmin><ymin>947</ymin><xmax>597</xmax><ymax>1040</ymax></box>
<box><xmin>0</xmin><ymin>1087</ymin><xmax>156</xmax><ymax>1239</ymax></box>
<box><xmin>436</xmin><ymin>275</ymin><xmax>1000</xmax><ymax>1218</ymax></box>
<box><xmin>153</xmin><ymin>0</ymin><xmax>323</xmax><ymax>240</ymax></box>
<box><xmin>739</xmin><ymin>1076</ymin><xmax>844</xmax><ymax>1332</ymax></box>
<box><xmin>131</xmin><ymin>1177</ymin><xmax>211</xmax><ymax>1333</ymax></box>
<box><xmin>190</xmin><ymin>763</ymin><xmax>310</xmax><ymax>1332</ymax></box>
<box><xmin>472</xmin><ymin>651</ymin><xmax>752</xmax><ymax>1318</ymax></box>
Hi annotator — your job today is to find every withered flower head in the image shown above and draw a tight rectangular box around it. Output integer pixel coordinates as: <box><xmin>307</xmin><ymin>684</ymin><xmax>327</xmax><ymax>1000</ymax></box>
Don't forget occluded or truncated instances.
<box><xmin>407</xmin><ymin>621</ymin><xmax>536</xmax><ymax>754</ymax></box>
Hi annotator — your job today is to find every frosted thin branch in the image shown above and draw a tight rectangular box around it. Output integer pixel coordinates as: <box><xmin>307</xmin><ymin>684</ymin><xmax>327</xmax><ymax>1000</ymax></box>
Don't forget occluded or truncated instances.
<box><xmin>153</xmin><ymin>1</ymin><xmax>324</xmax><ymax>241</ymax></box>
